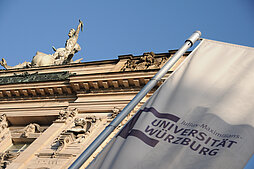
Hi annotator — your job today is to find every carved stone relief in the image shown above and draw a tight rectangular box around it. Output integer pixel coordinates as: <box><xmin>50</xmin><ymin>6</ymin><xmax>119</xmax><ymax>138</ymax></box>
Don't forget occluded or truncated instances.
<box><xmin>0</xmin><ymin>114</ymin><xmax>12</xmax><ymax>168</ymax></box>
<box><xmin>0</xmin><ymin>122</ymin><xmax>43</xmax><ymax>168</ymax></box>
<box><xmin>110</xmin><ymin>107</ymin><xmax>121</xmax><ymax>119</ymax></box>
<box><xmin>21</xmin><ymin>123</ymin><xmax>42</xmax><ymax>138</ymax></box>
<box><xmin>0</xmin><ymin>114</ymin><xmax>11</xmax><ymax>149</ymax></box>
<box><xmin>0</xmin><ymin>114</ymin><xmax>8</xmax><ymax>133</ymax></box>
<box><xmin>0</xmin><ymin>151</ymin><xmax>20</xmax><ymax>168</ymax></box>
<box><xmin>55</xmin><ymin>108</ymin><xmax>78</xmax><ymax>123</ymax></box>
<box><xmin>51</xmin><ymin>116</ymin><xmax>97</xmax><ymax>157</ymax></box>
<box><xmin>51</xmin><ymin>131</ymin><xmax>76</xmax><ymax>157</ymax></box>
<box><xmin>121</xmin><ymin>52</ymin><xmax>168</xmax><ymax>71</ymax></box>
<box><xmin>0</xmin><ymin>71</ymin><xmax>75</xmax><ymax>85</ymax></box>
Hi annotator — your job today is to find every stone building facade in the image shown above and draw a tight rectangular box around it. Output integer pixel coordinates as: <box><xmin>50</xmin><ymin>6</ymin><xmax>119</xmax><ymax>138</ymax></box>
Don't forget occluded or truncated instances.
<box><xmin>0</xmin><ymin>50</ymin><xmax>189</xmax><ymax>169</ymax></box>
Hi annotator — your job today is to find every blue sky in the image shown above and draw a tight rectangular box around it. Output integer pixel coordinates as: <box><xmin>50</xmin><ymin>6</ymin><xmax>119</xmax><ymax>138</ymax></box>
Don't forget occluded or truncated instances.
<box><xmin>0</xmin><ymin>0</ymin><xmax>253</xmax><ymax>168</ymax></box>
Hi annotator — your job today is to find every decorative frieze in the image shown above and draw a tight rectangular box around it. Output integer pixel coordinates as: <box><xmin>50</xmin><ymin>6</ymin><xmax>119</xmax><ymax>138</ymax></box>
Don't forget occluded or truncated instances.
<box><xmin>0</xmin><ymin>71</ymin><xmax>75</xmax><ymax>85</ymax></box>
<box><xmin>121</xmin><ymin>52</ymin><xmax>168</xmax><ymax>71</ymax></box>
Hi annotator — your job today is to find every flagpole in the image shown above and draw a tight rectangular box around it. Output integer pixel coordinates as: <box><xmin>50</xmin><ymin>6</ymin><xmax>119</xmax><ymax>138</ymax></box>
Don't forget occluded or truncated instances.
<box><xmin>68</xmin><ymin>31</ymin><xmax>202</xmax><ymax>169</ymax></box>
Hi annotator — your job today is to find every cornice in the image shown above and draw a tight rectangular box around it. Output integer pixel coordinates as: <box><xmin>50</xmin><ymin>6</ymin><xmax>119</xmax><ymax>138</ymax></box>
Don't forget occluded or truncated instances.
<box><xmin>0</xmin><ymin>70</ymin><xmax>169</xmax><ymax>100</ymax></box>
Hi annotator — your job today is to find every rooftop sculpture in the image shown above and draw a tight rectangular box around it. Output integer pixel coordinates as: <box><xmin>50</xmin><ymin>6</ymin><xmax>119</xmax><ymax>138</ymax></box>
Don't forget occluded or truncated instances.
<box><xmin>0</xmin><ymin>20</ymin><xmax>84</xmax><ymax>69</ymax></box>
<box><xmin>121</xmin><ymin>52</ymin><xmax>167</xmax><ymax>71</ymax></box>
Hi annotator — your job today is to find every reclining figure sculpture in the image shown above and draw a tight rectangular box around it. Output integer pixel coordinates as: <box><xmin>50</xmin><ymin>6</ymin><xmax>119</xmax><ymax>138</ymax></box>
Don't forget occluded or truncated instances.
<box><xmin>0</xmin><ymin>20</ymin><xmax>84</xmax><ymax>69</ymax></box>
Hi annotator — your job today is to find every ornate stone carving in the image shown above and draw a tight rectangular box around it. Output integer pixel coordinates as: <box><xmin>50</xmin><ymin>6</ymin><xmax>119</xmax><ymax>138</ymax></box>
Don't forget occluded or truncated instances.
<box><xmin>0</xmin><ymin>71</ymin><xmax>75</xmax><ymax>85</ymax></box>
<box><xmin>21</xmin><ymin>123</ymin><xmax>41</xmax><ymax>138</ymax></box>
<box><xmin>68</xmin><ymin>116</ymin><xmax>95</xmax><ymax>134</ymax></box>
<box><xmin>56</xmin><ymin>108</ymin><xmax>78</xmax><ymax>122</ymax></box>
<box><xmin>121</xmin><ymin>52</ymin><xmax>167</xmax><ymax>71</ymax></box>
<box><xmin>0</xmin><ymin>59</ymin><xmax>31</xmax><ymax>69</ymax></box>
<box><xmin>111</xmin><ymin>107</ymin><xmax>121</xmax><ymax>119</ymax></box>
<box><xmin>121</xmin><ymin>59</ymin><xmax>136</xmax><ymax>71</ymax></box>
<box><xmin>0</xmin><ymin>114</ymin><xmax>8</xmax><ymax>133</ymax></box>
<box><xmin>0</xmin><ymin>151</ymin><xmax>20</xmax><ymax>168</ymax></box>
<box><xmin>74</xmin><ymin>117</ymin><xmax>87</xmax><ymax>128</ymax></box>
<box><xmin>51</xmin><ymin>116</ymin><xmax>97</xmax><ymax>157</ymax></box>
<box><xmin>0</xmin><ymin>20</ymin><xmax>84</xmax><ymax>70</ymax></box>
<box><xmin>51</xmin><ymin>130</ymin><xmax>76</xmax><ymax>157</ymax></box>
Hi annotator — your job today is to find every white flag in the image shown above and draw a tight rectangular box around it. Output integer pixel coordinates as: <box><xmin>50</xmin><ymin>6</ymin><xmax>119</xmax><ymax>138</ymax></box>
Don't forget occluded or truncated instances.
<box><xmin>87</xmin><ymin>39</ymin><xmax>254</xmax><ymax>169</ymax></box>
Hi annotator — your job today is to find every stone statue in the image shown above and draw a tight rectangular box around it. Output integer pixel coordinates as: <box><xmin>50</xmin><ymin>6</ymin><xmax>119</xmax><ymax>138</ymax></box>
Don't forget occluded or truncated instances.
<box><xmin>0</xmin><ymin>20</ymin><xmax>84</xmax><ymax>69</ymax></box>
<box><xmin>0</xmin><ymin>58</ymin><xmax>31</xmax><ymax>69</ymax></box>
<box><xmin>63</xmin><ymin>19</ymin><xmax>83</xmax><ymax>64</ymax></box>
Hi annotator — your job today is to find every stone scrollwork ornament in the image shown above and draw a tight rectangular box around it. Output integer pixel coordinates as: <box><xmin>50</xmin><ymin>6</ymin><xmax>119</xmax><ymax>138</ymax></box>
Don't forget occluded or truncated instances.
<box><xmin>51</xmin><ymin>116</ymin><xmax>97</xmax><ymax>156</ymax></box>
<box><xmin>51</xmin><ymin>130</ymin><xmax>76</xmax><ymax>156</ymax></box>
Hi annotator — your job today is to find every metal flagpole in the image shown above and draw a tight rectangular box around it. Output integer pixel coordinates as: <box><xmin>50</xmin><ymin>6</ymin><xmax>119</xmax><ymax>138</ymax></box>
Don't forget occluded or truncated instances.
<box><xmin>69</xmin><ymin>31</ymin><xmax>202</xmax><ymax>169</ymax></box>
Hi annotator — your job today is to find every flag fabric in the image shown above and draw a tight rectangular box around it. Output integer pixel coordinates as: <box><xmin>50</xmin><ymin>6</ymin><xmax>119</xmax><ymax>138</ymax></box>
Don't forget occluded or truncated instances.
<box><xmin>87</xmin><ymin>39</ymin><xmax>254</xmax><ymax>169</ymax></box>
